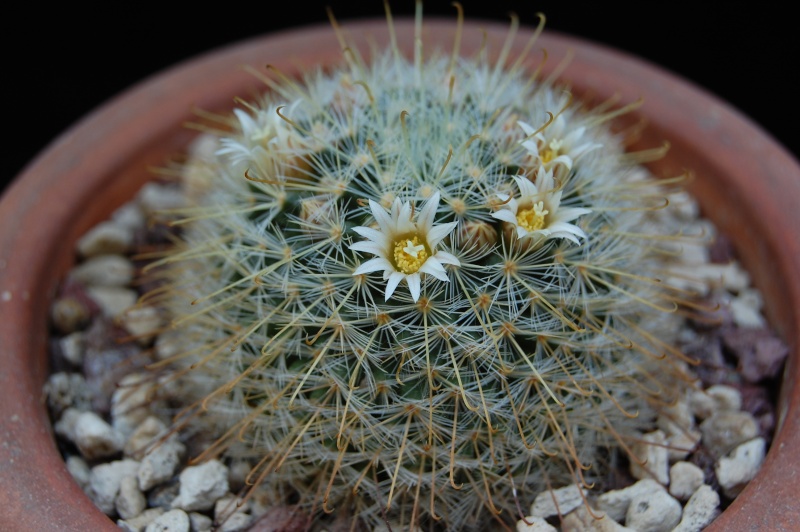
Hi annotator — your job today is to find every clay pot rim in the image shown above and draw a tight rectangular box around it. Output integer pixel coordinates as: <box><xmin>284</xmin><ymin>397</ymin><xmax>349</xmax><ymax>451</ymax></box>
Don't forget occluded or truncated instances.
<box><xmin>1</xmin><ymin>17</ymin><xmax>798</xmax><ymax>531</ymax></box>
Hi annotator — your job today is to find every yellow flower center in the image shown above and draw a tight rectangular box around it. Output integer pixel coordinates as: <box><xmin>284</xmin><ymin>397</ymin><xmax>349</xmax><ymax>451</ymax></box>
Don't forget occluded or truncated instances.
<box><xmin>516</xmin><ymin>201</ymin><xmax>549</xmax><ymax>232</ymax></box>
<box><xmin>540</xmin><ymin>139</ymin><xmax>563</xmax><ymax>164</ymax></box>
<box><xmin>393</xmin><ymin>235</ymin><xmax>428</xmax><ymax>274</ymax></box>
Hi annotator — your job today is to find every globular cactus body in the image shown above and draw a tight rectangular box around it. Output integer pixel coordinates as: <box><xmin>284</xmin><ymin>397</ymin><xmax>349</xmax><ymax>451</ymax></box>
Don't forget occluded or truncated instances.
<box><xmin>149</xmin><ymin>8</ymin><xmax>695</xmax><ymax>530</ymax></box>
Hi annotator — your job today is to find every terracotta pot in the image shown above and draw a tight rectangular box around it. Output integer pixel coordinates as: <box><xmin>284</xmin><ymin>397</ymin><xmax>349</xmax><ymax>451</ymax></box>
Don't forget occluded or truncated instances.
<box><xmin>1</xmin><ymin>18</ymin><xmax>798</xmax><ymax>531</ymax></box>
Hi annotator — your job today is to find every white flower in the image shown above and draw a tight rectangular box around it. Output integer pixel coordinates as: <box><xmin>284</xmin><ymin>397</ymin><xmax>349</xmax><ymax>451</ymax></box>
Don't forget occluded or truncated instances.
<box><xmin>351</xmin><ymin>192</ymin><xmax>460</xmax><ymax>302</ymax></box>
<box><xmin>492</xmin><ymin>168</ymin><xmax>591</xmax><ymax>246</ymax></box>
<box><xmin>217</xmin><ymin>101</ymin><xmax>303</xmax><ymax>165</ymax></box>
<box><xmin>518</xmin><ymin>116</ymin><xmax>601</xmax><ymax>172</ymax></box>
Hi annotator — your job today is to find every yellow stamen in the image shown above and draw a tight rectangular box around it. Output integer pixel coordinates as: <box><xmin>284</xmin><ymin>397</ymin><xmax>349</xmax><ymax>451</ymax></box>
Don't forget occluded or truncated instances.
<box><xmin>394</xmin><ymin>235</ymin><xmax>428</xmax><ymax>274</ymax></box>
<box><xmin>516</xmin><ymin>201</ymin><xmax>549</xmax><ymax>232</ymax></box>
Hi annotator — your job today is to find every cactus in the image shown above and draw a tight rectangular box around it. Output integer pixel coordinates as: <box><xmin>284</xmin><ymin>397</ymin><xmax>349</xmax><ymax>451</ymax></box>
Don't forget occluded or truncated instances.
<box><xmin>144</xmin><ymin>5</ymin><xmax>700</xmax><ymax>530</ymax></box>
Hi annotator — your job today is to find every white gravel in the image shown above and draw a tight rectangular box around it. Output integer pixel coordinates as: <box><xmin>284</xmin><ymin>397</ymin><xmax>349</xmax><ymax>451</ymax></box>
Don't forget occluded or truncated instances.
<box><xmin>76</xmin><ymin>220</ymin><xmax>133</xmax><ymax>258</ymax></box>
<box><xmin>85</xmin><ymin>286</ymin><xmax>138</xmax><ymax>319</ymax></box>
<box><xmin>561</xmin><ymin>506</ymin><xmax>634</xmax><ymax>531</ymax></box>
<box><xmin>144</xmin><ymin>508</ymin><xmax>191</xmax><ymax>532</ymax></box>
<box><xmin>68</xmin><ymin>254</ymin><xmax>135</xmax><ymax>287</ymax></box>
<box><xmin>625</xmin><ymin>490</ymin><xmax>682</xmax><ymax>532</ymax></box>
<box><xmin>629</xmin><ymin>430</ymin><xmax>670</xmax><ymax>485</ymax></box>
<box><xmin>671</xmin><ymin>485</ymin><xmax>720</xmax><ymax>532</ymax></box>
<box><xmin>138</xmin><ymin>438</ymin><xmax>186</xmax><ymax>492</ymax></box>
<box><xmin>116</xmin><ymin>475</ymin><xmax>147</xmax><ymax>520</ymax></box>
<box><xmin>88</xmin><ymin>459</ymin><xmax>141</xmax><ymax>515</ymax></box>
<box><xmin>699</xmin><ymin>411</ymin><xmax>759</xmax><ymax>458</ymax></box>
<box><xmin>715</xmin><ymin>438</ymin><xmax>766</xmax><ymax>498</ymax></box>
<box><xmin>595</xmin><ymin>479</ymin><xmax>666</xmax><ymax>523</ymax></box>
<box><xmin>530</xmin><ymin>484</ymin><xmax>588</xmax><ymax>518</ymax></box>
<box><xmin>668</xmin><ymin>462</ymin><xmax>705</xmax><ymax>501</ymax></box>
<box><xmin>72</xmin><ymin>410</ymin><xmax>124</xmax><ymax>460</ymax></box>
<box><xmin>170</xmin><ymin>460</ymin><xmax>230</xmax><ymax>512</ymax></box>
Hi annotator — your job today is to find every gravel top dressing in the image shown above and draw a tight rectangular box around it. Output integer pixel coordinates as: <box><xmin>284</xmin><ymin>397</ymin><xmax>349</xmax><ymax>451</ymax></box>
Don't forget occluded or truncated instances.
<box><xmin>44</xmin><ymin>171</ymin><xmax>788</xmax><ymax>532</ymax></box>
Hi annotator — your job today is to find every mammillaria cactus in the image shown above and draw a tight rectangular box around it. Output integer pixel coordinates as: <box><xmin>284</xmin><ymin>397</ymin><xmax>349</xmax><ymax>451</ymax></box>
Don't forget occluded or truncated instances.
<box><xmin>144</xmin><ymin>5</ymin><xmax>701</xmax><ymax>530</ymax></box>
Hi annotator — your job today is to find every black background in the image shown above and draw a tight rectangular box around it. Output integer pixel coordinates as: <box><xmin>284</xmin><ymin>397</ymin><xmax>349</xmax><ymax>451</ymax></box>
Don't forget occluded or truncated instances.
<box><xmin>4</xmin><ymin>2</ymin><xmax>798</xmax><ymax>194</ymax></box>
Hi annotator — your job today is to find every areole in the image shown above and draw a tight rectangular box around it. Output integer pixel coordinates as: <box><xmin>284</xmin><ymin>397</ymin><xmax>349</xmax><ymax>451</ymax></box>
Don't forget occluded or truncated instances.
<box><xmin>0</xmin><ymin>18</ymin><xmax>797</xmax><ymax>531</ymax></box>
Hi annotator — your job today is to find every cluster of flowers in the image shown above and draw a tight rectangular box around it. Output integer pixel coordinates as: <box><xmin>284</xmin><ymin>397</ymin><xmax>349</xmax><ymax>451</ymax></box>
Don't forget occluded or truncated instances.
<box><xmin>352</xmin><ymin>113</ymin><xmax>597</xmax><ymax>303</ymax></box>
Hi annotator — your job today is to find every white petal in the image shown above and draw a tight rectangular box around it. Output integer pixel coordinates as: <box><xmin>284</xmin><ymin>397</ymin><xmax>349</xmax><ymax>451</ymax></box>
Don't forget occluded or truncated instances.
<box><xmin>547</xmin><ymin>189</ymin><xmax>563</xmax><ymax>211</ymax></box>
<box><xmin>427</xmin><ymin>221</ymin><xmax>458</xmax><ymax>248</ymax></box>
<box><xmin>513</xmin><ymin>174</ymin><xmax>539</xmax><ymax>198</ymax></box>
<box><xmin>233</xmin><ymin>109</ymin><xmax>259</xmax><ymax>137</ymax></box>
<box><xmin>385</xmin><ymin>272</ymin><xmax>406</xmax><ymax>301</ymax></box>
<box><xmin>553</xmin><ymin>207</ymin><xmax>591</xmax><ymax>223</ymax></box>
<box><xmin>548</xmin><ymin>221</ymin><xmax>587</xmax><ymax>240</ymax></box>
<box><xmin>552</xmin><ymin>231</ymin><xmax>582</xmax><ymax>245</ymax></box>
<box><xmin>419</xmin><ymin>259</ymin><xmax>448</xmax><ymax>281</ymax></box>
<box><xmin>369</xmin><ymin>199</ymin><xmax>395</xmax><ymax>233</ymax></box>
<box><xmin>573</xmin><ymin>142</ymin><xmax>602</xmax><ymax>159</ymax></box>
<box><xmin>352</xmin><ymin>226</ymin><xmax>389</xmax><ymax>247</ymax></box>
<box><xmin>524</xmin><ymin>232</ymin><xmax>546</xmax><ymax>247</ymax></box>
<box><xmin>417</xmin><ymin>191</ymin><xmax>440</xmax><ymax>232</ymax></box>
<box><xmin>493</xmin><ymin>193</ymin><xmax>519</xmax><ymax>215</ymax></box>
<box><xmin>395</xmin><ymin>214</ymin><xmax>416</xmax><ymax>234</ymax></box>
<box><xmin>517</xmin><ymin>120</ymin><xmax>537</xmax><ymax>137</ymax></box>
<box><xmin>353</xmin><ymin>257</ymin><xmax>393</xmax><ymax>276</ymax></box>
<box><xmin>547</xmin><ymin>154</ymin><xmax>573</xmax><ymax>171</ymax></box>
<box><xmin>390</xmin><ymin>198</ymin><xmax>403</xmax><ymax>219</ymax></box>
<box><xmin>397</xmin><ymin>201</ymin><xmax>414</xmax><ymax>229</ymax></box>
<box><xmin>384</xmin><ymin>198</ymin><xmax>414</xmax><ymax>234</ymax></box>
<box><xmin>565</xmin><ymin>126</ymin><xmax>586</xmax><ymax>141</ymax></box>
<box><xmin>521</xmin><ymin>139</ymin><xmax>540</xmax><ymax>154</ymax></box>
<box><xmin>350</xmin><ymin>241</ymin><xmax>386</xmax><ymax>256</ymax></box>
<box><xmin>534</xmin><ymin>167</ymin><xmax>555</xmax><ymax>193</ymax></box>
<box><xmin>517</xmin><ymin>121</ymin><xmax>545</xmax><ymax>146</ymax></box>
<box><xmin>434</xmin><ymin>250</ymin><xmax>461</xmax><ymax>267</ymax></box>
<box><xmin>547</xmin><ymin>114</ymin><xmax>563</xmax><ymax>131</ymax></box>
<box><xmin>492</xmin><ymin>209</ymin><xmax>518</xmax><ymax>225</ymax></box>
<box><xmin>406</xmin><ymin>273</ymin><xmax>422</xmax><ymax>302</ymax></box>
